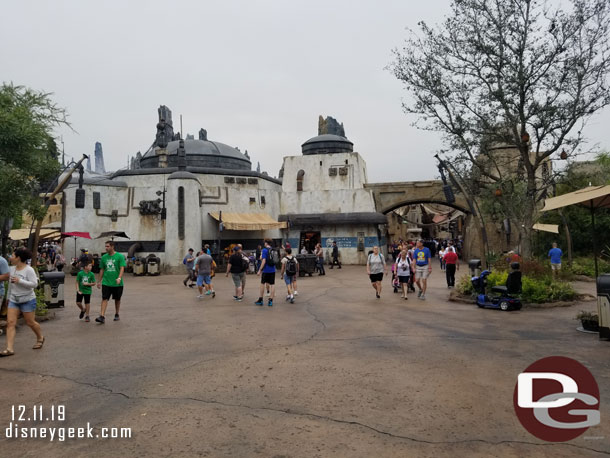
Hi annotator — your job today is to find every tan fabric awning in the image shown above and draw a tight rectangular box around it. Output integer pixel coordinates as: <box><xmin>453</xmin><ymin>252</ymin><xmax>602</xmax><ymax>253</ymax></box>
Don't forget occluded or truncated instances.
<box><xmin>9</xmin><ymin>229</ymin><xmax>61</xmax><ymax>241</ymax></box>
<box><xmin>208</xmin><ymin>212</ymin><xmax>287</xmax><ymax>231</ymax></box>
<box><xmin>541</xmin><ymin>185</ymin><xmax>610</xmax><ymax>212</ymax></box>
<box><xmin>532</xmin><ymin>223</ymin><xmax>559</xmax><ymax>234</ymax></box>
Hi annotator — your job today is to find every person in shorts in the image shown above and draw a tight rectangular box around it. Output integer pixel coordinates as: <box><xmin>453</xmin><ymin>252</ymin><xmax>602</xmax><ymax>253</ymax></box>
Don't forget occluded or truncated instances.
<box><xmin>255</xmin><ymin>238</ymin><xmax>276</xmax><ymax>306</ymax></box>
<box><xmin>1</xmin><ymin>248</ymin><xmax>44</xmax><ymax>357</ymax></box>
<box><xmin>548</xmin><ymin>242</ymin><xmax>563</xmax><ymax>277</ymax></box>
<box><xmin>76</xmin><ymin>261</ymin><xmax>96</xmax><ymax>322</ymax></box>
<box><xmin>366</xmin><ymin>246</ymin><xmax>387</xmax><ymax>299</ymax></box>
<box><xmin>95</xmin><ymin>241</ymin><xmax>126</xmax><ymax>324</ymax></box>
<box><xmin>280</xmin><ymin>248</ymin><xmax>299</xmax><ymax>303</ymax></box>
<box><xmin>226</xmin><ymin>246</ymin><xmax>246</xmax><ymax>301</ymax></box>
<box><xmin>183</xmin><ymin>248</ymin><xmax>196</xmax><ymax>287</ymax></box>
<box><xmin>195</xmin><ymin>250</ymin><xmax>216</xmax><ymax>299</ymax></box>
<box><xmin>395</xmin><ymin>250</ymin><xmax>411</xmax><ymax>300</ymax></box>
<box><xmin>412</xmin><ymin>239</ymin><xmax>432</xmax><ymax>300</ymax></box>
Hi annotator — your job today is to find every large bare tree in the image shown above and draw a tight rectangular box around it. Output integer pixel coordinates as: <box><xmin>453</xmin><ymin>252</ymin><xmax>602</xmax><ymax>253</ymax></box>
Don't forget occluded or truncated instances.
<box><xmin>390</xmin><ymin>0</ymin><xmax>610</xmax><ymax>256</ymax></box>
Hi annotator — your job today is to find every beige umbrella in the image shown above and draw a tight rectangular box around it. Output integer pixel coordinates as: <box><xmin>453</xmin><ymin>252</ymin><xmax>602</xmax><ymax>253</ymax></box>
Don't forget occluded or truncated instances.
<box><xmin>541</xmin><ymin>185</ymin><xmax>610</xmax><ymax>277</ymax></box>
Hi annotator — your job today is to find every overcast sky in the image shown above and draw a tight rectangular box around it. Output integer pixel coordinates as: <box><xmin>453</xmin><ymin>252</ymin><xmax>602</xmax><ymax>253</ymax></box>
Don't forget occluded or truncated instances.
<box><xmin>3</xmin><ymin>0</ymin><xmax>609</xmax><ymax>181</ymax></box>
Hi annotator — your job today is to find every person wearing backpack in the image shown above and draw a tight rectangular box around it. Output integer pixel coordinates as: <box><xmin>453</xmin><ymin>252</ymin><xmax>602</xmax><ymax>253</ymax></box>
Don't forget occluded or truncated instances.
<box><xmin>280</xmin><ymin>247</ymin><xmax>299</xmax><ymax>303</ymax></box>
<box><xmin>366</xmin><ymin>246</ymin><xmax>388</xmax><ymax>299</ymax></box>
<box><xmin>255</xmin><ymin>238</ymin><xmax>277</xmax><ymax>306</ymax></box>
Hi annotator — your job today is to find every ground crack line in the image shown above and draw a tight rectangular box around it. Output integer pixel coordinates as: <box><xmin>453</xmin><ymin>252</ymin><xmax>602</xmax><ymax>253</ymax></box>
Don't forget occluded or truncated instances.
<box><xmin>0</xmin><ymin>367</ymin><xmax>607</xmax><ymax>454</ymax></box>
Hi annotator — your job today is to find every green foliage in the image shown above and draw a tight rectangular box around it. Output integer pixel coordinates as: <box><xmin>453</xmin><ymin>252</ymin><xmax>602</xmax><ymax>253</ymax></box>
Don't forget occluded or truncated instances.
<box><xmin>0</xmin><ymin>83</ymin><xmax>68</xmax><ymax>222</ymax></box>
<box><xmin>456</xmin><ymin>274</ymin><xmax>474</xmax><ymax>295</ymax></box>
<box><xmin>570</xmin><ymin>257</ymin><xmax>610</xmax><ymax>277</ymax></box>
<box><xmin>34</xmin><ymin>286</ymin><xmax>47</xmax><ymax>317</ymax></box>
<box><xmin>455</xmin><ymin>267</ymin><xmax>576</xmax><ymax>303</ymax></box>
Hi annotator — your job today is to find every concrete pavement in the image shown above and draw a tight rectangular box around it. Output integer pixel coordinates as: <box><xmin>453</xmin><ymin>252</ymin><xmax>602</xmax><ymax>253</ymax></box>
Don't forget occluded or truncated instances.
<box><xmin>0</xmin><ymin>265</ymin><xmax>608</xmax><ymax>457</ymax></box>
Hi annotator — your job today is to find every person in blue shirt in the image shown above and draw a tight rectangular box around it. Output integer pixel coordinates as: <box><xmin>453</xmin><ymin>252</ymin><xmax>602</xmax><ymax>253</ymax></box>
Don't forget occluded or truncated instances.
<box><xmin>255</xmin><ymin>238</ymin><xmax>276</xmax><ymax>306</ymax></box>
<box><xmin>411</xmin><ymin>239</ymin><xmax>432</xmax><ymax>300</ymax></box>
<box><xmin>548</xmin><ymin>242</ymin><xmax>563</xmax><ymax>277</ymax></box>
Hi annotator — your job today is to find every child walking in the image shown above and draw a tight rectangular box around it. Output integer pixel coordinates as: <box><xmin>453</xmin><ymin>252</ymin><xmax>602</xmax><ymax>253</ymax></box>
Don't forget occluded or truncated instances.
<box><xmin>76</xmin><ymin>262</ymin><xmax>96</xmax><ymax>322</ymax></box>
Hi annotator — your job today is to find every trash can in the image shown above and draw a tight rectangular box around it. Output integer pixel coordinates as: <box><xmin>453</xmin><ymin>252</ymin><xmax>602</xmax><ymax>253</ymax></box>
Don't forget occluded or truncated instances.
<box><xmin>41</xmin><ymin>271</ymin><xmax>65</xmax><ymax>308</ymax></box>
<box><xmin>597</xmin><ymin>274</ymin><xmax>610</xmax><ymax>340</ymax></box>
<box><xmin>146</xmin><ymin>255</ymin><xmax>161</xmax><ymax>276</ymax></box>
<box><xmin>133</xmin><ymin>257</ymin><xmax>147</xmax><ymax>276</ymax></box>
<box><xmin>468</xmin><ymin>259</ymin><xmax>482</xmax><ymax>277</ymax></box>
<box><xmin>296</xmin><ymin>254</ymin><xmax>317</xmax><ymax>277</ymax></box>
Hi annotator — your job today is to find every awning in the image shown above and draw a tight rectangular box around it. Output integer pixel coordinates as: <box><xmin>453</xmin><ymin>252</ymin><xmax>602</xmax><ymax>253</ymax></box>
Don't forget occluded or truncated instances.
<box><xmin>9</xmin><ymin>229</ymin><xmax>61</xmax><ymax>241</ymax></box>
<box><xmin>541</xmin><ymin>185</ymin><xmax>610</xmax><ymax>212</ymax></box>
<box><xmin>532</xmin><ymin>223</ymin><xmax>559</xmax><ymax>234</ymax></box>
<box><xmin>208</xmin><ymin>212</ymin><xmax>287</xmax><ymax>231</ymax></box>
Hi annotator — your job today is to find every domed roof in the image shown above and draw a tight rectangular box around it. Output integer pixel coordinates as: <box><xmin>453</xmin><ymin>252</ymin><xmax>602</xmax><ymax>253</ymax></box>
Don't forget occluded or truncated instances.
<box><xmin>301</xmin><ymin>134</ymin><xmax>353</xmax><ymax>155</ymax></box>
<box><xmin>140</xmin><ymin>139</ymin><xmax>251</xmax><ymax>170</ymax></box>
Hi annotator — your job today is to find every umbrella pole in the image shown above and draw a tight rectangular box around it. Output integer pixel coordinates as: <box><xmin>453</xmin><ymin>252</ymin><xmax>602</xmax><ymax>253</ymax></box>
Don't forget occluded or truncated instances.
<box><xmin>74</xmin><ymin>237</ymin><xmax>77</xmax><ymax>261</ymax></box>
<box><xmin>591</xmin><ymin>204</ymin><xmax>598</xmax><ymax>279</ymax></box>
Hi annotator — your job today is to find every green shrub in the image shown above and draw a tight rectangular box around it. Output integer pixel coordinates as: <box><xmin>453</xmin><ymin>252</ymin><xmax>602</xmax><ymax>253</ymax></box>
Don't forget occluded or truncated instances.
<box><xmin>571</xmin><ymin>257</ymin><xmax>610</xmax><ymax>277</ymax></box>
<box><xmin>35</xmin><ymin>287</ymin><xmax>47</xmax><ymax>317</ymax></box>
<box><xmin>455</xmin><ymin>270</ymin><xmax>576</xmax><ymax>303</ymax></box>
<box><xmin>456</xmin><ymin>274</ymin><xmax>474</xmax><ymax>295</ymax></box>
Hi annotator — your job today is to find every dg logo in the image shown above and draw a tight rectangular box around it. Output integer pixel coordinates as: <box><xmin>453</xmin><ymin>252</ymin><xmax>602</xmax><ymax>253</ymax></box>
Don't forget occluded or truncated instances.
<box><xmin>514</xmin><ymin>356</ymin><xmax>600</xmax><ymax>442</ymax></box>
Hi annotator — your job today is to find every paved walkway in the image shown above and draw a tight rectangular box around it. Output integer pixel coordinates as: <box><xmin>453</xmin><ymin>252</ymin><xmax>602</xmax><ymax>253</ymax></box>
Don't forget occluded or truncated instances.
<box><xmin>0</xmin><ymin>265</ymin><xmax>607</xmax><ymax>457</ymax></box>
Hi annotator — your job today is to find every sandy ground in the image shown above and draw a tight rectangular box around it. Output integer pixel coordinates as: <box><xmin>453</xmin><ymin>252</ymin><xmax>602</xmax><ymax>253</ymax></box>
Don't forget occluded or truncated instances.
<box><xmin>0</xmin><ymin>265</ymin><xmax>608</xmax><ymax>457</ymax></box>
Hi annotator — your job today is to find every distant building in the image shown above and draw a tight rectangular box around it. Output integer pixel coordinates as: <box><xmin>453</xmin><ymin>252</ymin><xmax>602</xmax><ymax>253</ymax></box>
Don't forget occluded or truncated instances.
<box><xmin>94</xmin><ymin>142</ymin><xmax>106</xmax><ymax>174</ymax></box>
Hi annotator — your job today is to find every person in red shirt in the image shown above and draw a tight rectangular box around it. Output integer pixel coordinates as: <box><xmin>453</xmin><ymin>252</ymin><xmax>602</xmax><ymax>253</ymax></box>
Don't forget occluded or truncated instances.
<box><xmin>443</xmin><ymin>246</ymin><xmax>459</xmax><ymax>288</ymax></box>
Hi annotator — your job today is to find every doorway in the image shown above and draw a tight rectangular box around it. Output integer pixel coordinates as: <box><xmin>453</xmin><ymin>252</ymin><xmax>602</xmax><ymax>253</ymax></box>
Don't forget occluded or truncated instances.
<box><xmin>299</xmin><ymin>231</ymin><xmax>320</xmax><ymax>254</ymax></box>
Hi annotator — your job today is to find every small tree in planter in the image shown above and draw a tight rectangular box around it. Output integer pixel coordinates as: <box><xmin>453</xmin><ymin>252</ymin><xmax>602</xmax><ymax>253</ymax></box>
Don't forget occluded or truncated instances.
<box><xmin>575</xmin><ymin>311</ymin><xmax>599</xmax><ymax>332</ymax></box>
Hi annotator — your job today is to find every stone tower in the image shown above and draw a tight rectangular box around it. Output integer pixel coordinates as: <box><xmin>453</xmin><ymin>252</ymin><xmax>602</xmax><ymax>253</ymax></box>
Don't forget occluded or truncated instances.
<box><xmin>94</xmin><ymin>142</ymin><xmax>106</xmax><ymax>174</ymax></box>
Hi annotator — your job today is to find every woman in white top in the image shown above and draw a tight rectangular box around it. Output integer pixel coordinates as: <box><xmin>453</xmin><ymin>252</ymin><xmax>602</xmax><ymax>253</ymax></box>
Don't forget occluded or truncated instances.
<box><xmin>395</xmin><ymin>250</ymin><xmax>411</xmax><ymax>300</ymax></box>
<box><xmin>1</xmin><ymin>248</ymin><xmax>45</xmax><ymax>357</ymax></box>
<box><xmin>366</xmin><ymin>246</ymin><xmax>388</xmax><ymax>299</ymax></box>
<box><xmin>439</xmin><ymin>247</ymin><xmax>446</xmax><ymax>271</ymax></box>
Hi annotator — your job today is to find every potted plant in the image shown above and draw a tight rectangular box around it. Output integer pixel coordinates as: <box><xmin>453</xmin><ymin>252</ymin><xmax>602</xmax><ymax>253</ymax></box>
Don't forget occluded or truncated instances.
<box><xmin>575</xmin><ymin>310</ymin><xmax>599</xmax><ymax>332</ymax></box>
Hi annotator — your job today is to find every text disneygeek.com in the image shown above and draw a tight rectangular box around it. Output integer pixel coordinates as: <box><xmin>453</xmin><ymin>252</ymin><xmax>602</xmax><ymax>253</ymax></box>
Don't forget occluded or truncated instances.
<box><xmin>4</xmin><ymin>405</ymin><xmax>131</xmax><ymax>441</ymax></box>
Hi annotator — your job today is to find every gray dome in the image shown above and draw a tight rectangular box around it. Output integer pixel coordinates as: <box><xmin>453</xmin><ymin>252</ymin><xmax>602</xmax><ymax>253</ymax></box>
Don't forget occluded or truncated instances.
<box><xmin>301</xmin><ymin>134</ymin><xmax>353</xmax><ymax>155</ymax></box>
<box><xmin>140</xmin><ymin>139</ymin><xmax>251</xmax><ymax>170</ymax></box>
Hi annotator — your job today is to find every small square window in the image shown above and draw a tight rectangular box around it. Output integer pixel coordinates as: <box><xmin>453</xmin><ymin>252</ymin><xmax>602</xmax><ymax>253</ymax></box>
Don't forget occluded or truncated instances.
<box><xmin>249</xmin><ymin>197</ymin><xmax>256</xmax><ymax>204</ymax></box>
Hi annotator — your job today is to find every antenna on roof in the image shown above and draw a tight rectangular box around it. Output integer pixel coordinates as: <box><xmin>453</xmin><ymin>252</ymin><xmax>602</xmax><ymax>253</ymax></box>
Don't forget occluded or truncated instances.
<box><xmin>180</xmin><ymin>114</ymin><xmax>183</xmax><ymax>139</ymax></box>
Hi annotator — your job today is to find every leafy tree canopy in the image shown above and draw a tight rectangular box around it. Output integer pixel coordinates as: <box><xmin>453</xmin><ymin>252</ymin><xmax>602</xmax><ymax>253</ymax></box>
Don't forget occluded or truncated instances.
<box><xmin>0</xmin><ymin>83</ymin><xmax>68</xmax><ymax>222</ymax></box>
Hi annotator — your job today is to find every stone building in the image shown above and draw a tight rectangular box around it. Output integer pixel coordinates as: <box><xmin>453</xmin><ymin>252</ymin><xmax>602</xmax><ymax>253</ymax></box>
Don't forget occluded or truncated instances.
<box><xmin>60</xmin><ymin>109</ymin><xmax>430</xmax><ymax>270</ymax></box>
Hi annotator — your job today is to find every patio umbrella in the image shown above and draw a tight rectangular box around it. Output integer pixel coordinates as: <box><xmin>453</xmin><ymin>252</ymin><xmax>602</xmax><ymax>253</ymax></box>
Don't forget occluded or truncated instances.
<box><xmin>61</xmin><ymin>231</ymin><xmax>92</xmax><ymax>260</ymax></box>
<box><xmin>96</xmin><ymin>231</ymin><xmax>130</xmax><ymax>241</ymax></box>
<box><xmin>541</xmin><ymin>185</ymin><xmax>610</xmax><ymax>278</ymax></box>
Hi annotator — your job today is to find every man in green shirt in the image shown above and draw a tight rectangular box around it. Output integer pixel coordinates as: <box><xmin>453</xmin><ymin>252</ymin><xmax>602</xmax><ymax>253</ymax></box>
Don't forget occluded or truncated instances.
<box><xmin>95</xmin><ymin>241</ymin><xmax>126</xmax><ymax>324</ymax></box>
<box><xmin>76</xmin><ymin>262</ymin><xmax>96</xmax><ymax>322</ymax></box>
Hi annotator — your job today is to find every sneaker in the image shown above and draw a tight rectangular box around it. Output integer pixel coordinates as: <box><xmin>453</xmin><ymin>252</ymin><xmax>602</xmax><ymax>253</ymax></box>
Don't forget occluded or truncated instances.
<box><xmin>114</xmin><ymin>314</ymin><xmax>120</xmax><ymax>321</ymax></box>
<box><xmin>79</xmin><ymin>310</ymin><xmax>85</xmax><ymax>319</ymax></box>
<box><xmin>294</xmin><ymin>291</ymin><xmax>299</xmax><ymax>296</ymax></box>
<box><xmin>235</xmin><ymin>296</ymin><xmax>243</xmax><ymax>302</ymax></box>
<box><xmin>255</xmin><ymin>299</ymin><xmax>264</xmax><ymax>306</ymax></box>
<box><xmin>197</xmin><ymin>294</ymin><xmax>204</xmax><ymax>299</ymax></box>
<box><xmin>376</xmin><ymin>293</ymin><xmax>380</xmax><ymax>299</ymax></box>
<box><xmin>417</xmin><ymin>290</ymin><xmax>423</xmax><ymax>298</ymax></box>
<box><xmin>183</xmin><ymin>280</ymin><xmax>187</xmax><ymax>287</ymax></box>
<box><xmin>188</xmin><ymin>284</ymin><xmax>194</xmax><ymax>288</ymax></box>
<box><xmin>290</xmin><ymin>298</ymin><xmax>295</xmax><ymax>304</ymax></box>
<box><xmin>286</xmin><ymin>295</ymin><xmax>291</xmax><ymax>302</ymax></box>
<box><xmin>212</xmin><ymin>291</ymin><xmax>216</xmax><ymax>298</ymax></box>
<box><xmin>265</xmin><ymin>291</ymin><xmax>271</xmax><ymax>297</ymax></box>
<box><xmin>95</xmin><ymin>316</ymin><xmax>105</xmax><ymax>324</ymax></box>
<box><xmin>205</xmin><ymin>290</ymin><xmax>212</xmax><ymax>296</ymax></box>
<box><xmin>268</xmin><ymin>299</ymin><xmax>273</xmax><ymax>307</ymax></box>
<box><xmin>421</xmin><ymin>294</ymin><xmax>426</xmax><ymax>300</ymax></box>
<box><xmin>85</xmin><ymin>316</ymin><xmax>90</xmax><ymax>322</ymax></box>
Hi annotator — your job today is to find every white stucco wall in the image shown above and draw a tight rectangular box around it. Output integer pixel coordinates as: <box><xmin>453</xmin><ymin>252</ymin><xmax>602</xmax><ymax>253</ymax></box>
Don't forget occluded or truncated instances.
<box><xmin>281</xmin><ymin>152</ymin><xmax>368</xmax><ymax>192</ymax></box>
